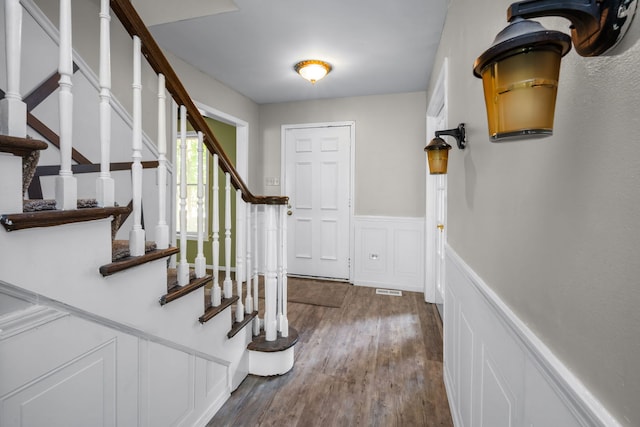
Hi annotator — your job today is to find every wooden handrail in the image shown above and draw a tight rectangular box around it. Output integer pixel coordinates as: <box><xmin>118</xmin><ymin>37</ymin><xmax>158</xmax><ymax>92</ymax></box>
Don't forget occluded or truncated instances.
<box><xmin>109</xmin><ymin>0</ymin><xmax>287</xmax><ymax>206</ymax></box>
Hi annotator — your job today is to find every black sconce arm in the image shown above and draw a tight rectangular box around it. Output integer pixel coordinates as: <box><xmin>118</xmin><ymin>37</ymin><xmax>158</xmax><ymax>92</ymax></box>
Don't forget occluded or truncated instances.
<box><xmin>435</xmin><ymin>123</ymin><xmax>466</xmax><ymax>149</ymax></box>
<box><xmin>507</xmin><ymin>0</ymin><xmax>636</xmax><ymax>56</ymax></box>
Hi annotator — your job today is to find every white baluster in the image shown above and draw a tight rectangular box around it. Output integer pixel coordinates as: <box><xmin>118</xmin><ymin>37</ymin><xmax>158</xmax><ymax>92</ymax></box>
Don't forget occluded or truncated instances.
<box><xmin>235</xmin><ymin>189</ymin><xmax>245</xmax><ymax>322</ymax></box>
<box><xmin>253</xmin><ymin>204</ymin><xmax>260</xmax><ymax>335</ymax></box>
<box><xmin>177</xmin><ymin>105</ymin><xmax>190</xmax><ymax>286</ymax></box>
<box><xmin>195</xmin><ymin>131</ymin><xmax>206</xmax><ymax>278</ymax></box>
<box><xmin>265</xmin><ymin>205</ymin><xmax>278</xmax><ymax>341</ymax></box>
<box><xmin>96</xmin><ymin>0</ymin><xmax>114</xmax><ymax>207</ymax></box>
<box><xmin>245</xmin><ymin>202</ymin><xmax>253</xmax><ymax>316</ymax></box>
<box><xmin>0</xmin><ymin>0</ymin><xmax>26</xmax><ymax>137</ymax></box>
<box><xmin>279</xmin><ymin>204</ymin><xmax>289</xmax><ymax>337</ymax></box>
<box><xmin>223</xmin><ymin>173</ymin><xmax>233</xmax><ymax>299</ymax></box>
<box><xmin>276</xmin><ymin>206</ymin><xmax>283</xmax><ymax>331</ymax></box>
<box><xmin>155</xmin><ymin>74</ymin><xmax>169</xmax><ymax>248</ymax></box>
<box><xmin>128</xmin><ymin>36</ymin><xmax>145</xmax><ymax>254</ymax></box>
<box><xmin>55</xmin><ymin>0</ymin><xmax>77</xmax><ymax>210</ymax></box>
<box><xmin>211</xmin><ymin>154</ymin><xmax>221</xmax><ymax>306</ymax></box>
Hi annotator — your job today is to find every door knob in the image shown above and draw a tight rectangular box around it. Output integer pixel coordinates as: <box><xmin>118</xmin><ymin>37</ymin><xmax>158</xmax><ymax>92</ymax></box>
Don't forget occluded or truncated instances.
<box><xmin>287</xmin><ymin>210</ymin><xmax>293</xmax><ymax>216</ymax></box>
<box><xmin>437</xmin><ymin>224</ymin><xmax>444</xmax><ymax>231</ymax></box>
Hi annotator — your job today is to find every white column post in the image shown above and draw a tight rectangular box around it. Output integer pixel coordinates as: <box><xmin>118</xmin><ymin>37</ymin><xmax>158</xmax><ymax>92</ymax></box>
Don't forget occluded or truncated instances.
<box><xmin>55</xmin><ymin>0</ymin><xmax>77</xmax><ymax>210</ymax></box>
<box><xmin>211</xmin><ymin>154</ymin><xmax>222</xmax><ymax>306</ymax></box>
<box><xmin>0</xmin><ymin>0</ymin><xmax>26</xmax><ymax>137</ymax></box>
<box><xmin>235</xmin><ymin>189</ymin><xmax>245</xmax><ymax>322</ymax></box>
<box><xmin>252</xmin><ymin>204</ymin><xmax>260</xmax><ymax>335</ymax></box>
<box><xmin>279</xmin><ymin>204</ymin><xmax>289</xmax><ymax>337</ymax></box>
<box><xmin>96</xmin><ymin>0</ymin><xmax>114</xmax><ymax>207</ymax></box>
<box><xmin>195</xmin><ymin>131</ymin><xmax>206</xmax><ymax>278</ymax></box>
<box><xmin>223</xmin><ymin>173</ymin><xmax>233</xmax><ymax>299</ymax></box>
<box><xmin>128</xmin><ymin>36</ymin><xmax>145</xmax><ymax>254</ymax></box>
<box><xmin>265</xmin><ymin>205</ymin><xmax>278</xmax><ymax>341</ymax></box>
<box><xmin>155</xmin><ymin>74</ymin><xmax>169</xmax><ymax>248</ymax></box>
<box><xmin>177</xmin><ymin>105</ymin><xmax>190</xmax><ymax>286</ymax></box>
<box><xmin>245</xmin><ymin>202</ymin><xmax>253</xmax><ymax>315</ymax></box>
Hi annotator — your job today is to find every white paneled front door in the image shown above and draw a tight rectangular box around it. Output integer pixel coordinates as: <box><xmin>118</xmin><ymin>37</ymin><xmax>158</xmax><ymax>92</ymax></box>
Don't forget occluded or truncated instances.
<box><xmin>283</xmin><ymin>124</ymin><xmax>351</xmax><ymax>280</ymax></box>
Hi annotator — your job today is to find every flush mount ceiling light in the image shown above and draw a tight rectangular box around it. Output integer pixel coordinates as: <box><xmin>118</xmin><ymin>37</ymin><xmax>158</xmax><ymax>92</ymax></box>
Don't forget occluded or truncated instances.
<box><xmin>474</xmin><ymin>0</ymin><xmax>637</xmax><ymax>141</ymax></box>
<box><xmin>294</xmin><ymin>60</ymin><xmax>332</xmax><ymax>84</ymax></box>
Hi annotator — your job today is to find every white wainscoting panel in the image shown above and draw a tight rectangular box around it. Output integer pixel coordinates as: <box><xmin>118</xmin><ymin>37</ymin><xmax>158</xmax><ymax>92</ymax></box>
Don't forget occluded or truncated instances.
<box><xmin>444</xmin><ymin>244</ymin><xmax>623</xmax><ymax>427</ymax></box>
<box><xmin>353</xmin><ymin>216</ymin><xmax>424</xmax><ymax>292</ymax></box>
<box><xmin>0</xmin><ymin>295</ymin><xmax>230</xmax><ymax>427</ymax></box>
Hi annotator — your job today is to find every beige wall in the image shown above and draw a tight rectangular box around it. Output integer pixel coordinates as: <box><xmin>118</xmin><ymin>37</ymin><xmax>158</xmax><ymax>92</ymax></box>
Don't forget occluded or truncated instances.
<box><xmin>259</xmin><ymin>92</ymin><xmax>427</xmax><ymax>217</ymax></box>
<box><xmin>33</xmin><ymin>0</ymin><xmax>263</xmax><ymax>192</ymax></box>
<box><xmin>430</xmin><ymin>0</ymin><xmax>640</xmax><ymax>424</ymax></box>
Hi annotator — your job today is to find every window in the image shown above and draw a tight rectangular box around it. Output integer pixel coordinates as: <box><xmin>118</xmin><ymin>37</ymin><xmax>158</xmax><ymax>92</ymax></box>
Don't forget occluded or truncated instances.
<box><xmin>176</xmin><ymin>133</ymin><xmax>208</xmax><ymax>236</ymax></box>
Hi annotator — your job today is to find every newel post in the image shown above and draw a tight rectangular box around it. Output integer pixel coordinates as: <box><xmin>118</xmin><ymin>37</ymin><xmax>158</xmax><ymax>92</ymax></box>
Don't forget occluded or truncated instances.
<box><xmin>0</xmin><ymin>0</ymin><xmax>26</xmax><ymax>137</ymax></box>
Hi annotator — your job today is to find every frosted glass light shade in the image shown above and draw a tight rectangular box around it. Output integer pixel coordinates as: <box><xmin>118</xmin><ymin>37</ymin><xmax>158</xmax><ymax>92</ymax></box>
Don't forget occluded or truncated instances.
<box><xmin>294</xmin><ymin>60</ymin><xmax>332</xmax><ymax>84</ymax></box>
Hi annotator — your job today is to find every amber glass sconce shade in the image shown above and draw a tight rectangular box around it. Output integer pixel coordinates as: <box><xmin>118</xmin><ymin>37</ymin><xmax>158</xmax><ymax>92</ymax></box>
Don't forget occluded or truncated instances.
<box><xmin>424</xmin><ymin>123</ymin><xmax>466</xmax><ymax>175</ymax></box>
<box><xmin>474</xmin><ymin>18</ymin><xmax>570</xmax><ymax>140</ymax></box>
<box><xmin>474</xmin><ymin>0</ymin><xmax>637</xmax><ymax>141</ymax></box>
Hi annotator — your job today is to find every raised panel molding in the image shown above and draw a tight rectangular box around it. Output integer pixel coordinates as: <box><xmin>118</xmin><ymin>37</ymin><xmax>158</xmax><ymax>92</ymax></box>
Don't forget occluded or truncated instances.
<box><xmin>0</xmin><ymin>286</ymin><xmax>230</xmax><ymax>427</ymax></box>
<box><xmin>444</xmin><ymin>244</ymin><xmax>623</xmax><ymax>427</ymax></box>
<box><xmin>1</xmin><ymin>338</ymin><xmax>118</xmax><ymax>427</ymax></box>
<box><xmin>353</xmin><ymin>216</ymin><xmax>424</xmax><ymax>292</ymax></box>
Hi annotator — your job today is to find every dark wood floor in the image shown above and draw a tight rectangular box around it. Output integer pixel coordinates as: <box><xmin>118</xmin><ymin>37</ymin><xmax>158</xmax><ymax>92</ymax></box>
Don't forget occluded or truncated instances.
<box><xmin>208</xmin><ymin>282</ymin><xmax>453</xmax><ymax>427</ymax></box>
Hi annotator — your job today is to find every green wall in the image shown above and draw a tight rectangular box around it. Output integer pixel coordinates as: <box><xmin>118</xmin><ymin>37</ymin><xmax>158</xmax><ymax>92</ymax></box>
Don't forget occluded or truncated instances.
<box><xmin>178</xmin><ymin>117</ymin><xmax>236</xmax><ymax>268</ymax></box>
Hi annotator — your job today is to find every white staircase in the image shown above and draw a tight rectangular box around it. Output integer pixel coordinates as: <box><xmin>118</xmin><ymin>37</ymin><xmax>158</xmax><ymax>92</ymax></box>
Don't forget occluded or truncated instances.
<box><xmin>0</xmin><ymin>0</ymin><xmax>296</xmax><ymax>425</ymax></box>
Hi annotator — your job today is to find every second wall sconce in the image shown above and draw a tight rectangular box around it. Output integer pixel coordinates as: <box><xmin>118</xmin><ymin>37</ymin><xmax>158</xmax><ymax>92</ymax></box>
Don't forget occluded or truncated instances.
<box><xmin>425</xmin><ymin>123</ymin><xmax>466</xmax><ymax>175</ymax></box>
<box><xmin>474</xmin><ymin>0</ymin><xmax>637</xmax><ymax>141</ymax></box>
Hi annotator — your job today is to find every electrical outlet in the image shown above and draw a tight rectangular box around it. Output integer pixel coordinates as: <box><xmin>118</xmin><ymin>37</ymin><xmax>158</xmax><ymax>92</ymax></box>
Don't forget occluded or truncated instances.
<box><xmin>265</xmin><ymin>177</ymin><xmax>280</xmax><ymax>186</ymax></box>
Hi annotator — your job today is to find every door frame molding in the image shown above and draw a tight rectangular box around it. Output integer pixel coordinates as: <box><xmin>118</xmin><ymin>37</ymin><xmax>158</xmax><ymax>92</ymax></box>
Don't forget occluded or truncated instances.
<box><xmin>425</xmin><ymin>58</ymin><xmax>448</xmax><ymax>303</ymax></box>
<box><xmin>280</xmin><ymin>121</ymin><xmax>356</xmax><ymax>282</ymax></box>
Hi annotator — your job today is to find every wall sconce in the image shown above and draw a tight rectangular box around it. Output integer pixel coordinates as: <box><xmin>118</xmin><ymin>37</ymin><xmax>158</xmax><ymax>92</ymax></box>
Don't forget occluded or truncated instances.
<box><xmin>424</xmin><ymin>123</ymin><xmax>466</xmax><ymax>175</ymax></box>
<box><xmin>474</xmin><ymin>0</ymin><xmax>637</xmax><ymax>141</ymax></box>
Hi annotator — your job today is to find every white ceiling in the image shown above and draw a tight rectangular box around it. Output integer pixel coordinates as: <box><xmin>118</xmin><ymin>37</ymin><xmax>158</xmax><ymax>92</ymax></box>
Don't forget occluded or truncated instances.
<box><xmin>141</xmin><ymin>0</ymin><xmax>448</xmax><ymax>105</ymax></box>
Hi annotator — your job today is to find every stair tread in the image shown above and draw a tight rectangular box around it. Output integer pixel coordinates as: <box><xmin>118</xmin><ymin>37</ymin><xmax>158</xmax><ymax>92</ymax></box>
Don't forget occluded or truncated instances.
<box><xmin>248</xmin><ymin>327</ymin><xmax>299</xmax><ymax>352</ymax></box>
<box><xmin>199</xmin><ymin>296</ymin><xmax>239</xmax><ymax>324</ymax></box>
<box><xmin>228</xmin><ymin>310</ymin><xmax>258</xmax><ymax>339</ymax></box>
<box><xmin>99</xmin><ymin>246</ymin><xmax>179</xmax><ymax>276</ymax></box>
<box><xmin>160</xmin><ymin>271</ymin><xmax>211</xmax><ymax>305</ymax></box>
<box><xmin>0</xmin><ymin>135</ymin><xmax>48</xmax><ymax>157</ymax></box>
<box><xmin>1</xmin><ymin>206</ymin><xmax>130</xmax><ymax>232</ymax></box>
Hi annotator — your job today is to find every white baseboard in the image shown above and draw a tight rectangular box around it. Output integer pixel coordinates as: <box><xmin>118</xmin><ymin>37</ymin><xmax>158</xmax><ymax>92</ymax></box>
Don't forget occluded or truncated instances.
<box><xmin>444</xmin><ymin>244</ymin><xmax>622</xmax><ymax>427</ymax></box>
<box><xmin>353</xmin><ymin>216</ymin><xmax>424</xmax><ymax>293</ymax></box>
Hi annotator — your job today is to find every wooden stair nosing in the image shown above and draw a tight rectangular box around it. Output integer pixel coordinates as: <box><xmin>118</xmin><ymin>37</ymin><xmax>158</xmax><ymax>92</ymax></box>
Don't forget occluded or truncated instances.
<box><xmin>247</xmin><ymin>327</ymin><xmax>299</xmax><ymax>353</ymax></box>
<box><xmin>160</xmin><ymin>274</ymin><xmax>212</xmax><ymax>306</ymax></box>
<box><xmin>199</xmin><ymin>296</ymin><xmax>239</xmax><ymax>324</ymax></box>
<box><xmin>99</xmin><ymin>246</ymin><xmax>179</xmax><ymax>277</ymax></box>
<box><xmin>0</xmin><ymin>134</ymin><xmax>48</xmax><ymax>157</ymax></box>
<box><xmin>1</xmin><ymin>206</ymin><xmax>130</xmax><ymax>232</ymax></box>
<box><xmin>227</xmin><ymin>310</ymin><xmax>258</xmax><ymax>339</ymax></box>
